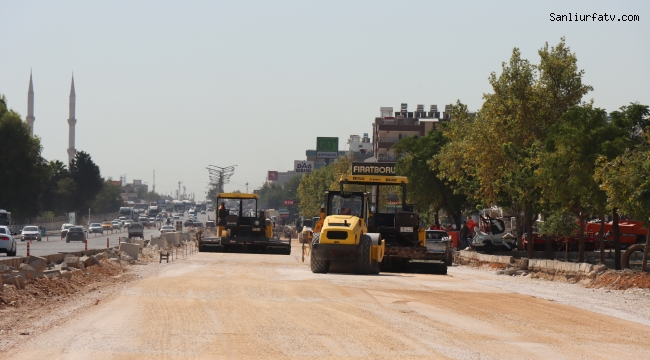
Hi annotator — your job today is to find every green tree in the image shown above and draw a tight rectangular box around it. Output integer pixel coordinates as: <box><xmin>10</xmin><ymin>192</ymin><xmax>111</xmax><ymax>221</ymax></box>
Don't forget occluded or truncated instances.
<box><xmin>595</xmin><ymin>103</ymin><xmax>650</xmax><ymax>270</ymax></box>
<box><xmin>0</xmin><ymin>99</ymin><xmax>47</xmax><ymax>217</ymax></box>
<box><xmin>537</xmin><ymin>104</ymin><xmax>626</xmax><ymax>262</ymax></box>
<box><xmin>91</xmin><ymin>180</ymin><xmax>124</xmax><ymax>214</ymax></box>
<box><xmin>393</xmin><ymin>125</ymin><xmax>468</xmax><ymax>228</ymax></box>
<box><xmin>438</xmin><ymin>39</ymin><xmax>592</xmax><ymax>259</ymax></box>
<box><xmin>538</xmin><ymin>210</ymin><xmax>580</xmax><ymax>261</ymax></box>
<box><xmin>41</xmin><ymin>160</ymin><xmax>70</xmax><ymax>214</ymax></box>
<box><xmin>69</xmin><ymin>151</ymin><xmax>103</xmax><ymax>212</ymax></box>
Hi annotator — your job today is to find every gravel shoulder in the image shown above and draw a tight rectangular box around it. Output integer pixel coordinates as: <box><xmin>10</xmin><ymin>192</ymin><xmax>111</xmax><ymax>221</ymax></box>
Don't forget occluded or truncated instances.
<box><xmin>3</xmin><ymin>245</ymin><xmax>650</xmax><ymax>359</ymax></box>
<box><xmin>448</xmin><ymin>265</ymin><xmax>650</xmax><ymax>327</ymax></box>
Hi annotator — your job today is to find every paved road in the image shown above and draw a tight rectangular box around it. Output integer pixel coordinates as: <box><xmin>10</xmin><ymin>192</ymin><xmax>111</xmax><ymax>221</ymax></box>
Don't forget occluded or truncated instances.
<box><xmin>4</xmin><ymin>213</ymin><xmax>212</xmax><ymax>258</ymax></box>
<box><xmin>6</xmin><ymin>242</ymin><xmax>650</xmax><ymax>359</ymax></box>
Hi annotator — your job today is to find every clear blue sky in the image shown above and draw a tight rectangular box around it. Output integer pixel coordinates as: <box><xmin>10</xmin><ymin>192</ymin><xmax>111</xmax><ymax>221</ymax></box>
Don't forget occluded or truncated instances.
<box><xmin>1</xmin><ymin>0</ymin><xmax>648</xmax><ymax>197</ymax></box>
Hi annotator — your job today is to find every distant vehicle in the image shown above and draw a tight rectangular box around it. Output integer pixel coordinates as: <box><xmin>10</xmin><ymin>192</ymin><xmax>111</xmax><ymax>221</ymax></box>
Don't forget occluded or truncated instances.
<box><xmin>0</xmin><ymin>209</ymin><xmax>11</xmax><ymax>227</ymax></box>
<box><xmin>101</xmin><ymin>221</ymin><xmax>113</xmax><ymax>231</ymax></box>
<box><xmin>61</xmin><ymin>223</ymin><xmax>75</xmax><ymax>238</ymax></box>
<box><xmin>66</xmin><ymin>227</ymin><xmax>86</xmax><ymax>242</ymax></box>
<box><xmin>89</xmin><ymin>223</ymin><xmax>103</xmax><ymax>234</ymax></box>
<box><xmin>124</xmin><ymin>220</ymin><xmax>134</xmax><ymax>227</ymax></box>
<box><xmin>138</xmin><ymin>216</ymin><xmax>148</xmax><ymax>226</ymax></box>
<box><xmin>128</xmin><ymin>222</ymin><xmax>144</xmax><ymax>239</ymax></box>
<box><xmin>119</xmin><ymin>207</ymin><xmax>135</xmax><ymax>221</ymax></box>
<box><xmin>184</xmin><ymin>219</ymin><xmax>202</xmax><ymax>227</ymax></box>
<box><xmin>147</xmin><ymin>205</ymin><xmax>160</xmax><ymax>218</ymax></box>
<box><xmin>160</xmin><ymin>225</ymin><xmax>176</xmax><ymax>235</ymax></box>
<box><xmin>111</xmin><ymin>221</ymin><xmax>121</xmax><ymax>229</ymax></box>
<box><xmin>0</xmin><ymin>226</ymin><xmax>17</xmax><ymax>256</ymax></box>
<box><xmin>20</xmin><ymin>226</ymin><xmax>41</xmax><ymax>242</ymax></box>
<box><xmin>148</xmin><ymin>217</ymin><xmax>156</xmax><ymax>225</ymax></box>
<box><xmin>201</xmin><ymin>210</ymin><xmax>206</xmax><ymax>215</ymax></box>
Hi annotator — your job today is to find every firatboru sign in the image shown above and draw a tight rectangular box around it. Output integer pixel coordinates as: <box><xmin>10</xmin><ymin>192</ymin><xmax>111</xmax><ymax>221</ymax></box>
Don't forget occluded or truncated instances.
<box><xmin>283</xmin><ymin>199</ymin><xmax>295</xmax><ymax>206</ymax></box>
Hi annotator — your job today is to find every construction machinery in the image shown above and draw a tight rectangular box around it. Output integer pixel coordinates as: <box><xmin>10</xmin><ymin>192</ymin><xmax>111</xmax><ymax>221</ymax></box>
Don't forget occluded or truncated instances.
<box><xmin>199</xmin><ymin>193</ymin><xmax>290</xmax><ymax>254</ymax></box>
<box><xmin>336</xmin><ymin>174</ymin><xmax>447</xmax><ymax>274</ymax></box>
<box><xmin>310</xmin><ymin>189</ymin><xmax>385</xmax><ymax>274</ymax></box>
<box><xmin>309</xmin><ymin>172</ymin><xmax>448</xmax><ymax>274</ymax></box>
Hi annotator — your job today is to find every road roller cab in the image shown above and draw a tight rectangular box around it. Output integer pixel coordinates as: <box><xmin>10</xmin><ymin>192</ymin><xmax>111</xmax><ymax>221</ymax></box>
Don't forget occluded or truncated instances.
<box><xmin>310</xmin><ymin>191</ymin><xmax>385</xmax><ymax>274</ymax></box>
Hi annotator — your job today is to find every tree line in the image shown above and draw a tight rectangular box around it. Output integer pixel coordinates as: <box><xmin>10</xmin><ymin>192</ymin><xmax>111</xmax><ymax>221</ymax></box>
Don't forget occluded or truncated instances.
<box><xmin>395</xmin><ymin>38</ymin><xmax>649</xmax><ymax>268</ymax></box>
<box><xmin>0</xmin><ymin>95</ymin><xmax>123</xmax><ymax>218</ymax></box>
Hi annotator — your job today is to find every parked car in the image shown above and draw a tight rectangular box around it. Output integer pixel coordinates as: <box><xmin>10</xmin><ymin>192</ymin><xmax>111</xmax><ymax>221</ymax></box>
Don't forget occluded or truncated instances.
<box><xmin>66</xmin><ymin>227</ymin><xmax>86</xmax><ymax>242</ymax></box>
<box><xmin>101</xmin><ymin>221</ymin><xmax>113</xmax><ymax>231</ymax></box>
<box><xmin>89</xmin><ymin>223</ymin><xmax>103</xmax><ymax>234</ymax></box>
<box><xmin>61</xmin><ymin>223</ymin><xmax>75</xmax><ymax>238</ymax></box>
<box><xmin>160</xmin><ymin>225</ymin><xmax>176</xmax><ymax>235</ymax></box>
<box><xmin>20</xmin><ymin>225</ymin><xmax>41</xmax><ymax>242</ymax></box>
<box><xmin>425</xmin><ymin>230</ymin><xmax>453</xmax><ymax>267</ymax></box>
<box><xmin>0</xmin><ymin>226</ymin><xmax>17</xmax><ymax>256</ymax></box>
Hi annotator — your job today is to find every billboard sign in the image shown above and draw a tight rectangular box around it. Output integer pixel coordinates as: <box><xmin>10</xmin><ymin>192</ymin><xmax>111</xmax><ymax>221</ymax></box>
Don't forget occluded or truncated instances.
<box><xmin>253</xmin><ymin>189</ymin><xmax>260</xmax><ymax>194</ymax></box>
<box><xmin>268</xmin><ymin>171</ymin><xmax>279</xmax><ymax>181</ymax></box>
<box><xmin>316</xmin><ymin>137</ymin><xmax>339</xmax><ymax>159</ymax></box>
<box><xmin>283</xmin><ymin>199</ymin><xmax>295</xmax><ymax>206</ymax></box>
<box><xmin>351</xmin><ymin>162</ymin><xmax>397</xmax><ymax>176</ymax></box>
<box><xmin>294</xmin><ymin>160</ymin><xmax>314</xmax><ymax>173</ymax></box>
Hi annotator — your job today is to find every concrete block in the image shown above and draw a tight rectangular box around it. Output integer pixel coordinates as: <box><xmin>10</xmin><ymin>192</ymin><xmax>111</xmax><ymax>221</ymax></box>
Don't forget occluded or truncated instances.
<box><xmin>43</xmin><ymin>269</ymin><xmax>61</xmax><ymax>278</ymax></box>
<box><xmin>119</xmin><ymin>243</ymin><xmax>139</xmax><ymax>260</ymax></box>
<box><xmin>18</xmin><ymin>264</ymin><xmax>43</xmax><ymax>279</ymax></box>
<box><xmin>63</xmin><ymin>255</ymin><xmax>80</xmax><ymax>267</ymax></box>
<box><xmin>520</xmin><ymin>258</ymin><xmax>529</xmax><ymax>270</ymax></box>
<box><xmin>10</xmin><ymin>276</ymin><xmax>25</xmax><ymax>290</ymax></box>
<box><xmin>83</xmin><ymin>256</ymin><xmax>101</xmax><ymax>268</ymax></box>
<box><xmin>25</xmin><ymin>256</ymin><xmax>47</xmax><ymax>272</ymax></box>
<box><xmin>0</xmin><ymin>263</ymin><xmax>12</xmax><ymax>274</ymax></box>
<box><xmin>150</xmin><ymin>237</ymin><xmax>168</xmax><ymax>250</ymax></box>
<box><xmin>496</xmin><ymin>270</ymin><xmax>505</xmax><ymax>275</ymax></box>
<box><xmin>60</xmin><ymin>270</ymin><xmax>72</xmax><ymax>280</ymax></box>
<box><xmin>132</xmin><ymin>239</ymin><xmax>145</xmax><ymax>249</ymax></box>
<box><xmin>504</xmin><ymin>269</ymin><xmax>517</xmax><ymax>275</ymax></box>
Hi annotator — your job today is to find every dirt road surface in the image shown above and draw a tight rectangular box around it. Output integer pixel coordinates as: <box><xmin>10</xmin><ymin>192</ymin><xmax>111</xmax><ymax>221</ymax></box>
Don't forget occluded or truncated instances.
<box><xmin>6</xmin><ymin>244</ymin><xmax>650</xmax><ymax>359</ymax></box>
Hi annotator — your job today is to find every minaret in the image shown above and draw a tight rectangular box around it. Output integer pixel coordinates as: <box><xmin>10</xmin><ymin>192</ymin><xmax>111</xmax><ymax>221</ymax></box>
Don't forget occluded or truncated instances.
<box><xmin>26</xmin><ymin>72</ymin><xmax>35</xmax><ymax>137</ymax></box>
<box><xmin>67</xmin><ymin>75</ymin><xmax>77</xmax><ymax>165</ymax></box>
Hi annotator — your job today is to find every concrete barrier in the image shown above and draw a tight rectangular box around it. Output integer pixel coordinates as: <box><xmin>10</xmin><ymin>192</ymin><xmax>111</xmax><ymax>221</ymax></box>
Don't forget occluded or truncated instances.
<box><xmin>119</xmin><ymin>243</ymin><xmax>140</xmax><ymax>260</ymax></box>
<box><xmin>459</xmin><ymin>250</ymin><xmax>514</xmax><ymax>264</ymax></box>
<box><xmin>150</xmin><ymin>237</ymin><xmax>168</xmax><ymax>249</ymax></box>
<box><xmin>527</xmin><ymin>259</ymin><xmax>594</xmax><ymax>274</ymax></box>
<box><xmin>132</xmin><ymin>239</ymin><xmax>145</xmax><ymax>250</ymax></box>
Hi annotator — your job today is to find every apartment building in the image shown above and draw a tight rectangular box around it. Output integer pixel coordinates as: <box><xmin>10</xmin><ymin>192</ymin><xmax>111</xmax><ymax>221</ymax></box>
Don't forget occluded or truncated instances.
<box><xmin>372</xmin><ymin>103</ymin><xmax>452</xmax><ymax>162</ymax></box>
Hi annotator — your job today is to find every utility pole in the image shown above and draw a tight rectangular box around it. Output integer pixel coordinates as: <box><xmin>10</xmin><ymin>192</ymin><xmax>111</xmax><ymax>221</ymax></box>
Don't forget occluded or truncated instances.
<box><xmin>246</xmin><ymin>182</ymin><xmax>249</xmax><ymax>193</ymax></box>
<box><xmin>153</xmin><ymin>170</ymin><xmax>156</xmax><ymax>194</ymax></box>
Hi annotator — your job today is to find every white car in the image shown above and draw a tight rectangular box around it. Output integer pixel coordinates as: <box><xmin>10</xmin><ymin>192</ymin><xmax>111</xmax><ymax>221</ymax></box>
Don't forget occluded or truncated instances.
<box><xmin>159</xmin><ymin>225</ymin><xmax>176</xmax><ymax>235</ymax></box>
<box><xmin>0</xmin><ymin>226</ymin><xmax>17</xmax><ymax>256</ymax></box>
<box><xmin>21</xmin><ymin>225</ymin><xmax>42</xmax><ymax>242</ymax></box>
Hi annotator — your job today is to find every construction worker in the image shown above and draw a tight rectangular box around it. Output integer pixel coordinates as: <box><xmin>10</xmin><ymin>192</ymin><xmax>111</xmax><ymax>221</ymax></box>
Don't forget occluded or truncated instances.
<box><xmin>218</xmin><ymin>202</ymin><xmax>228</xmax><ymax>225</ymax></box>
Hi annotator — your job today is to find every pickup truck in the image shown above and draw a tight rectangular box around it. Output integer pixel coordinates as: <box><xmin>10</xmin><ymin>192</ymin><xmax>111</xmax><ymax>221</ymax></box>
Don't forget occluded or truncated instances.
<box><xmin>128</xmin><ymin>223</ymin><xmax>144</xmax><ymax>239</ymax></box>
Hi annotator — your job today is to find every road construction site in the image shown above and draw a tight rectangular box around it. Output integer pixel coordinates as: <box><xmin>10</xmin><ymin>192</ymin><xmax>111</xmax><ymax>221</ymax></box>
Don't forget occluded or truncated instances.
<box><xmin>1</xmin><ymin>238</ymin><xmax>650</xmax><ymax>359</ymax></box>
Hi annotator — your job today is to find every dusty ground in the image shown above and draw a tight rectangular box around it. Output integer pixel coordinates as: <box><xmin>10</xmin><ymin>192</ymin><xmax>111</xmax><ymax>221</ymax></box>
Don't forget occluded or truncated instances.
<box><xmin>3</xmin><ymin>244</ymin><xmax>650</xmax><ymax>359</ymax></box>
